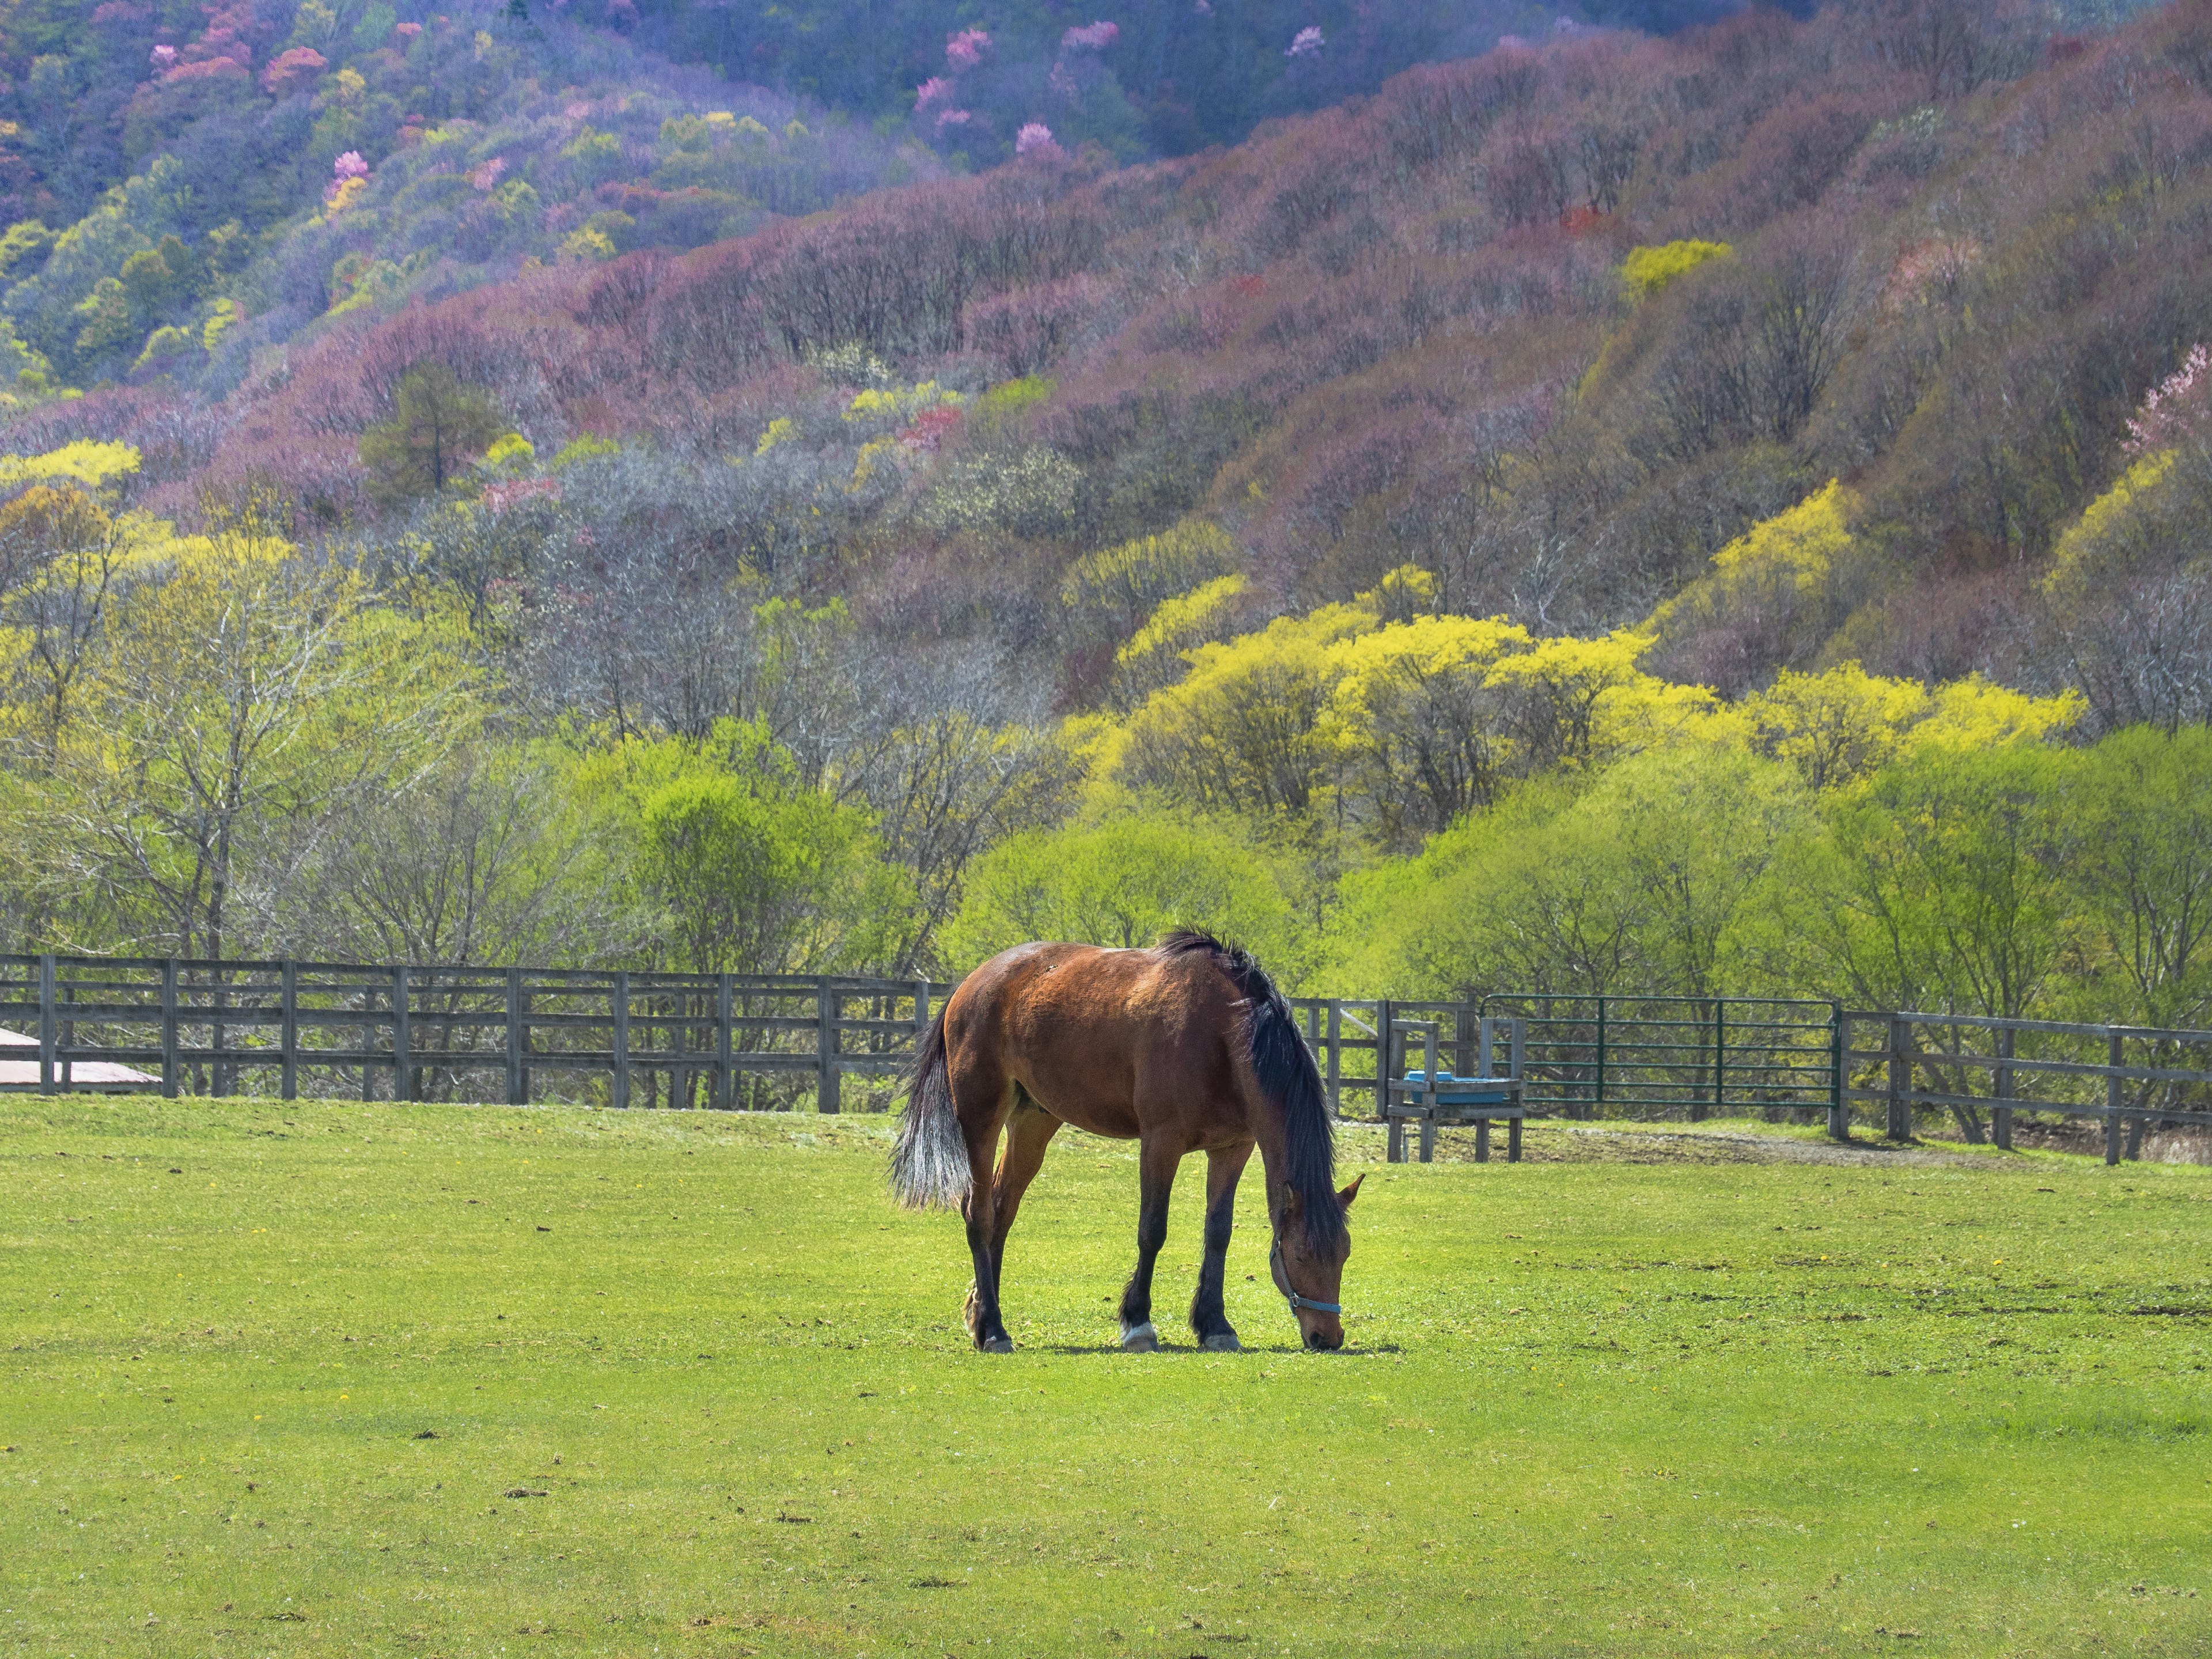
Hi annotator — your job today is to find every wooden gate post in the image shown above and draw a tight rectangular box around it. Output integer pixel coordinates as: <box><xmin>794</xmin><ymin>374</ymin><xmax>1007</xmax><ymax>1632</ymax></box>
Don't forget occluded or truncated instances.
<box><xmin>817</xmin><ymin>978</ymin><xmax>841</xmax><ymax>1114</ymax></box>
<box><xmin>1886</xmin><ymin>1014</ymin><xmax>1911</xmax><ymax>1141</ymax></box>
<box><xmin>2105</xmin><ymin>1027</ymin><xmax>2124</xmax><ymax>1166</ymax></box>
<box><xmin>280</xmin><ymin>960</ymin><xmax>299</xmax><ymax>1101</ymax></box>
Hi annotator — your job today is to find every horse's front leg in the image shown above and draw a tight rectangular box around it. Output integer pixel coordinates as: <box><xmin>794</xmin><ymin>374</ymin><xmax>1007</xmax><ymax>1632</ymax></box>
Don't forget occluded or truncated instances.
<box><xmin>1118</xmin><ymin>1136</ymin><xmax>1180</xmax><ymax>1352</ymax></box>
<box><xmin>1190</xmin><ymin>1140</ymin><xmax>1255</xmax><ymax>1351</ymax></box>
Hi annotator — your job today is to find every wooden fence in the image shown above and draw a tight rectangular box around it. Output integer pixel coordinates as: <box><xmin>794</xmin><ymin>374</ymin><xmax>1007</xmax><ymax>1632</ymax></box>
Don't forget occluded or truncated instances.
<box><xmin>1843</xmin><ymin>1009</ymin><xmax>2212</xmax><ymax>1164</ymax></box>
<box><xmin>7</xmin><ymin>955</ymin><xmax>2210</xmax><ymax>1162</ymax></box>
<box><xmin>0</xmin><ymin>955</ymin><xmax>935</xmax><ymax>1112</ymax></box>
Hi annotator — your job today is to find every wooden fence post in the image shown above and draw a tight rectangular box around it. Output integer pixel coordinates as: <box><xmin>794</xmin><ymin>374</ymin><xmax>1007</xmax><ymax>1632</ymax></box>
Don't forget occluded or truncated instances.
<box><xmin>1325</xmin><ymin>1002</ymin><xmax>1342</xmax><ymax>1118</ymax></box>
<box><xmin>505</xmin><ymin>966</ymin><xmax>525</xmax><ymax>1106</ymax></box>
<box><xmin>1994</xmin><ymin>1024</ymin><xmax>2013</xmax><ymax>1152</ymax></box>
<box><xmin>717</xmin><ymin>973</ymin><xmax>734</xmax><ymax>1110</ymax></box>
<box><xmin>392</xmin><ymin>964</ymin><xmax>411</xmax><ymax>1103</ymax></box>
<box><xmin>2106</xmin><ymin>1027</ymin><xmax>2124</xmax><ymax>1166</ymax></box>
<box><xmin>1713</xmin><ymin>1000</ymin><xmax>1725</xmax><ymax>1119</ymax></box>
<box><xmin>37</xmin><ymin>952</ymin><xmax>55</xmax><ymax>1095</ymax></box>
<box><xmin>360</xmin><ymin>975</ymin><xmax>376</xmax><ymax>1101</ymax></box>
<box><xmin>161</xmin><ymin>957</ymin><xmax>179</xmax><ymax>1100</ymax></box>
<box><xmin>1419</xmin><ymin>1022</ymin><xmax>1440</xmax><ymax>1163</ymax></box>
<box><xmin>210</xmin><ymin>961</ymin><xmax>227</xmax><ymax>1099</ymax></box>
<box><xmin>1377</xmin><ymin>998</ymin><xmax>1395</xmax><ymax>1123</ymax></box>
<box><xmin>1887</xmin><ymin>1014</ymin><xmax>1911</xmax><ymax>1141</ymax></box>
<box><xmin>1594</xmin><ymin>996</ymin><xmax>1607</xmax><ymax>1120</ymax></box>
<box><xmin>817</xmin><ymin>978</ymin><xmax>840</xmax><ymax>1115</ymax></box>
<box><xmin>612</xmin><ymin>972</ymin><xmax>631</xmax><ymax>1109</ymax></box>
<box><xmin>281</xmin><ymin>960</ymin><xmax>298</xmax><ymax>1101</ymax></box>
<box><xmin>1826</xmin><ymin>1004</ymin><xmax>1847</xmax><ymax>1142</ymax></box>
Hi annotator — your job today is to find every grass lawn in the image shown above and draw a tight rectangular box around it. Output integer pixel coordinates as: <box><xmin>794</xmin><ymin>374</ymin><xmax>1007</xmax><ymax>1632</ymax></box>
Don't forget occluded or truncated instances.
<box><xmin>3</xmin><ymin>1097</ymin><xmax>2210</xmax><ymax>1658</ymax></box>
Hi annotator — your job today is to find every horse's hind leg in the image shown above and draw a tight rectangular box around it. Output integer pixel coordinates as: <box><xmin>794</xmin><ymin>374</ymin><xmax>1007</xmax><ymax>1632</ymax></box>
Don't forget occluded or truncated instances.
<box><xmin>1117</xmin><ymin>1136</ymin><xmax>1180</xmax><ymax>1352</ymax></box>
<box><xmin>1190</xmin><ymin>1140</ymin><xmax>1255</xmax><ymax>1352</ymax></box>
<box><xmin>952</xmin><ymin>1052</ymin><xmax>1018</xmax><ymax>1353</ymax></box>
<box><xmin>985</xmin><ymin>1097</ymin><xmax>1060</xmax><ymax>1313</ymax></box>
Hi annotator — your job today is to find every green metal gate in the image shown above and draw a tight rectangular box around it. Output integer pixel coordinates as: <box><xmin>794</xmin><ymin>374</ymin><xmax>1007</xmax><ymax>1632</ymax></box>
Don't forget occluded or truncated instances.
<box><xmin>1477</xmin><ymin>994</ymin><xmax>1846</xmax><ymax>1136</ymax></box>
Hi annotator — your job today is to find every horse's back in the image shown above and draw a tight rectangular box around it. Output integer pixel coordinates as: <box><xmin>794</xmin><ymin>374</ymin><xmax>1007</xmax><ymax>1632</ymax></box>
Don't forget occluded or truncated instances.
<box><xmin>944</xmin><ymin>941</ymin><xmax>1248</xmax><ymax>1143</ymax></box>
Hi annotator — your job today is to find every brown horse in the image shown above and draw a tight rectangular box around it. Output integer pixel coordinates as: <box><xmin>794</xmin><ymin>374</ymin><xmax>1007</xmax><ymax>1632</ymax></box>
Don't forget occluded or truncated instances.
<box><xmin>891</xmin><ymin>931</ymin><xmax>1361</xmax><ymax>1353</ymax></box>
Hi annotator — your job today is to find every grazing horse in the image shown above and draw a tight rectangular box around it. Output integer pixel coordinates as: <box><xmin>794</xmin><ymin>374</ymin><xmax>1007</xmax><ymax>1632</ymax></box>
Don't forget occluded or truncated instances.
<box><xmin>891</xmin><ymin>931</ymin><xmax>1361</xmax><ymax>1353</ymax></box>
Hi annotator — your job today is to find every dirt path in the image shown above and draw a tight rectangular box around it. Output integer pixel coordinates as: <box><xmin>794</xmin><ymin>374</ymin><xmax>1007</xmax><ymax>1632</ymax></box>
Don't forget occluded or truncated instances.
<box><xmin>1346</xmin><ymin>1120</ymin><xmax>1989</xmax><ymax>1169</ymax></box>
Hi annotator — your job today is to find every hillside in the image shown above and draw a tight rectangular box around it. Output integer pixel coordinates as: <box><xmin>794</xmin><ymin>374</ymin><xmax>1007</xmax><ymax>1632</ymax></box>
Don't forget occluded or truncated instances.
<box><xmin>58</xmin><ymin>0</ymin><xmax>2212</xmax><ymax>710</ymax></box>
<box><xmin>0</xmin><ymin>0</ymin><xmax>2208</xmax><ymax>1033</ymax></box>
<box><xmin>0</xmin><ymin>0</ymin><xmax>933</xmax><ymax>402</ymax></box>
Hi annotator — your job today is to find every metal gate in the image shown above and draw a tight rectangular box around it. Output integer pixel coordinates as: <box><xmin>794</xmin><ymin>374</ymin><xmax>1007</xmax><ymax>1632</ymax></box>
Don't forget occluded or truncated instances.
<box><xmin>1478</xmin><ymin>994</ymin><xmax>1844</xmax><ymax>1135</ymax></box>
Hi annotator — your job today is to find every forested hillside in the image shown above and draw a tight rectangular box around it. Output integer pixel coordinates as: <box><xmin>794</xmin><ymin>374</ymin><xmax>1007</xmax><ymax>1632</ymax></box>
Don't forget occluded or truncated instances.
<box><xmin>1</xmin><ymin>0</ymin><xmax>2209</xmax><ymax>1044</ymax></box>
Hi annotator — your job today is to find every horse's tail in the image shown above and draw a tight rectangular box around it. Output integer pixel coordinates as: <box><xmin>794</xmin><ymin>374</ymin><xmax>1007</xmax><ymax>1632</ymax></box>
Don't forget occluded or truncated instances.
<box><xmin>891</xmin><ymin>1002</ymin><xmax>970</xmax><ymax>1211</ymax></box>
<box><xmin>1158</xmin><ymin>930</ymin><xmax>1342</xmax><ymax>1254</ymax></box>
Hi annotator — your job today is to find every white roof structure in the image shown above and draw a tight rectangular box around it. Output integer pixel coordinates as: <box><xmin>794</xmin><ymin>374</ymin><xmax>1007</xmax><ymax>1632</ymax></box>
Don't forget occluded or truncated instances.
<box><xmin>0</xmin><ymin>1025</ymin><xmax>157</xmax><ymax>1088</ymax></box>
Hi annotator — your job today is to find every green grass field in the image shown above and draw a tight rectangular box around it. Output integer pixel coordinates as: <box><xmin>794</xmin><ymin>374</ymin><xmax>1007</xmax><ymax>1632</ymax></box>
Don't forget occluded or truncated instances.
<box><xmin>3</xmin><ymin>1099</ymin><xmax>2210</xmax><ymax>1658</ymax></box>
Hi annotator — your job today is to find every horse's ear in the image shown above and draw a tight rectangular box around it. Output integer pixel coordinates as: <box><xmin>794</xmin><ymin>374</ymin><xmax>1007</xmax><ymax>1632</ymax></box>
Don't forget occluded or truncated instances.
<box><xmin>1338</xmin><ymin>1172</ymin><xmax>1365</xmax><ymax>1210</ymax></box>
<box><xmin>1281</xmin><ymin>1188</ymin><xmax>1302</xmax><ymax>1221</ymax></box>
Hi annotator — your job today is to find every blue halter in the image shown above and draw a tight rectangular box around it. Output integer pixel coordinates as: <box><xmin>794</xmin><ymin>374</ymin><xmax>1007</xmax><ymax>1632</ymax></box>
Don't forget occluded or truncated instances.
<box><xmin>1270</xmin><ymin>1235</ymin><xmax>1342</xmax><ymax>1317</ymax></box>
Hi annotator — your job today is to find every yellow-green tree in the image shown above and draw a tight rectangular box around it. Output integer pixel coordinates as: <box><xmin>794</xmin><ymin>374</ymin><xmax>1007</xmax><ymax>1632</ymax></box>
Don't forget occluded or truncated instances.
<box><xmin>942</xmin><ymin>812</ymin><xmax>1304</xmax><ymax>978</ymax></box>
<box><xmin>1724</xmin><ymin>661</ymin><xmax>2082</xmax><ymax>790</ymax></box>
<box><xmin>44</xmin><ymin>509</ymin><xmax>473</xmax><ymax>957</ymax></box>
<box><xmin>579</xmin><ymin>718</ymin><xmax>910</xmax><ymax>975</ymax></box>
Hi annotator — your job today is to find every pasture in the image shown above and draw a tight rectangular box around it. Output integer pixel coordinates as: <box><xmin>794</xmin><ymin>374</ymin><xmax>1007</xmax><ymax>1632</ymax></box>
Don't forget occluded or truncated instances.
<box><xmin>3</xmin><ymin>1098</ymin><xmax>2210</xmax><ymax>1657</ymax></box>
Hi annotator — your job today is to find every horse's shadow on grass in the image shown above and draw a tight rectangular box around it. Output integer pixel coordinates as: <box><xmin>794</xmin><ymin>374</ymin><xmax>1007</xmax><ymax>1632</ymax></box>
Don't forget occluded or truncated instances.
<box><xmin>1027</xmin><ymin>1340</ymin><xmax>1404</xmax><ymax>1355</ymax></box>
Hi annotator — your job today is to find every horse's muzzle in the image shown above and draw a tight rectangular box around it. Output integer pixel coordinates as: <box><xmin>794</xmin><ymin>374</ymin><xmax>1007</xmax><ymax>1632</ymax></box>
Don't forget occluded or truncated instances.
<box><xmin>1304</xmin><ymin>1324</ymin><xmax>1345</xmax><ymax>1351</ymax></box>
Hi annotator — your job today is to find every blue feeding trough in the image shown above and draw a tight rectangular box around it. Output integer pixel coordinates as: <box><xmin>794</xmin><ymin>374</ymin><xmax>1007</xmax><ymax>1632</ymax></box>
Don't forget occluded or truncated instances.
<box><xmin>1402</xmin><ymin>1068</ymin><xmax>1515</xmax><ymax>1106</ymax></box>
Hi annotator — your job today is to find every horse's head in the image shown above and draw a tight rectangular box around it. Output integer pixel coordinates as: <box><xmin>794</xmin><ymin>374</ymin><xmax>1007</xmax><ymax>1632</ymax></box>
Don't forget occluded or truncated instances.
<box><xmin>1274</xmin><ymin>1173</ymin><xmax>1362</xmax><ymax>1351</ymax></box>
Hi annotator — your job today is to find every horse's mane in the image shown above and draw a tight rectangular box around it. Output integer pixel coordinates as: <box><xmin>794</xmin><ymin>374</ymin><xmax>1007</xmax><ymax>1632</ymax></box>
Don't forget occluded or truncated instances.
<box><xmin>1157</xmin><ymin>929</ymin><xmax>1343</xmax><ymax>1253</ymax></box>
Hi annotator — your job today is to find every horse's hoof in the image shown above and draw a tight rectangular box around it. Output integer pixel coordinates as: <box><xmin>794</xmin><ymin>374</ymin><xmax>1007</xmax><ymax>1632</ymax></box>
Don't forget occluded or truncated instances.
<box><xmin>980</xmin><ymin>1335</ymin><xmax>1014</xmax><ymax>1354</ymax></box>
<box><xmin>1200</xmin><ymin>1331</ymin><xmax>1243</xmax><ymax>1353</ymax></box>
<box><xmin>1119</xmin><ymin>1322</ymin><xmax>1159</xmax><ymax>1353</ymax></box>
